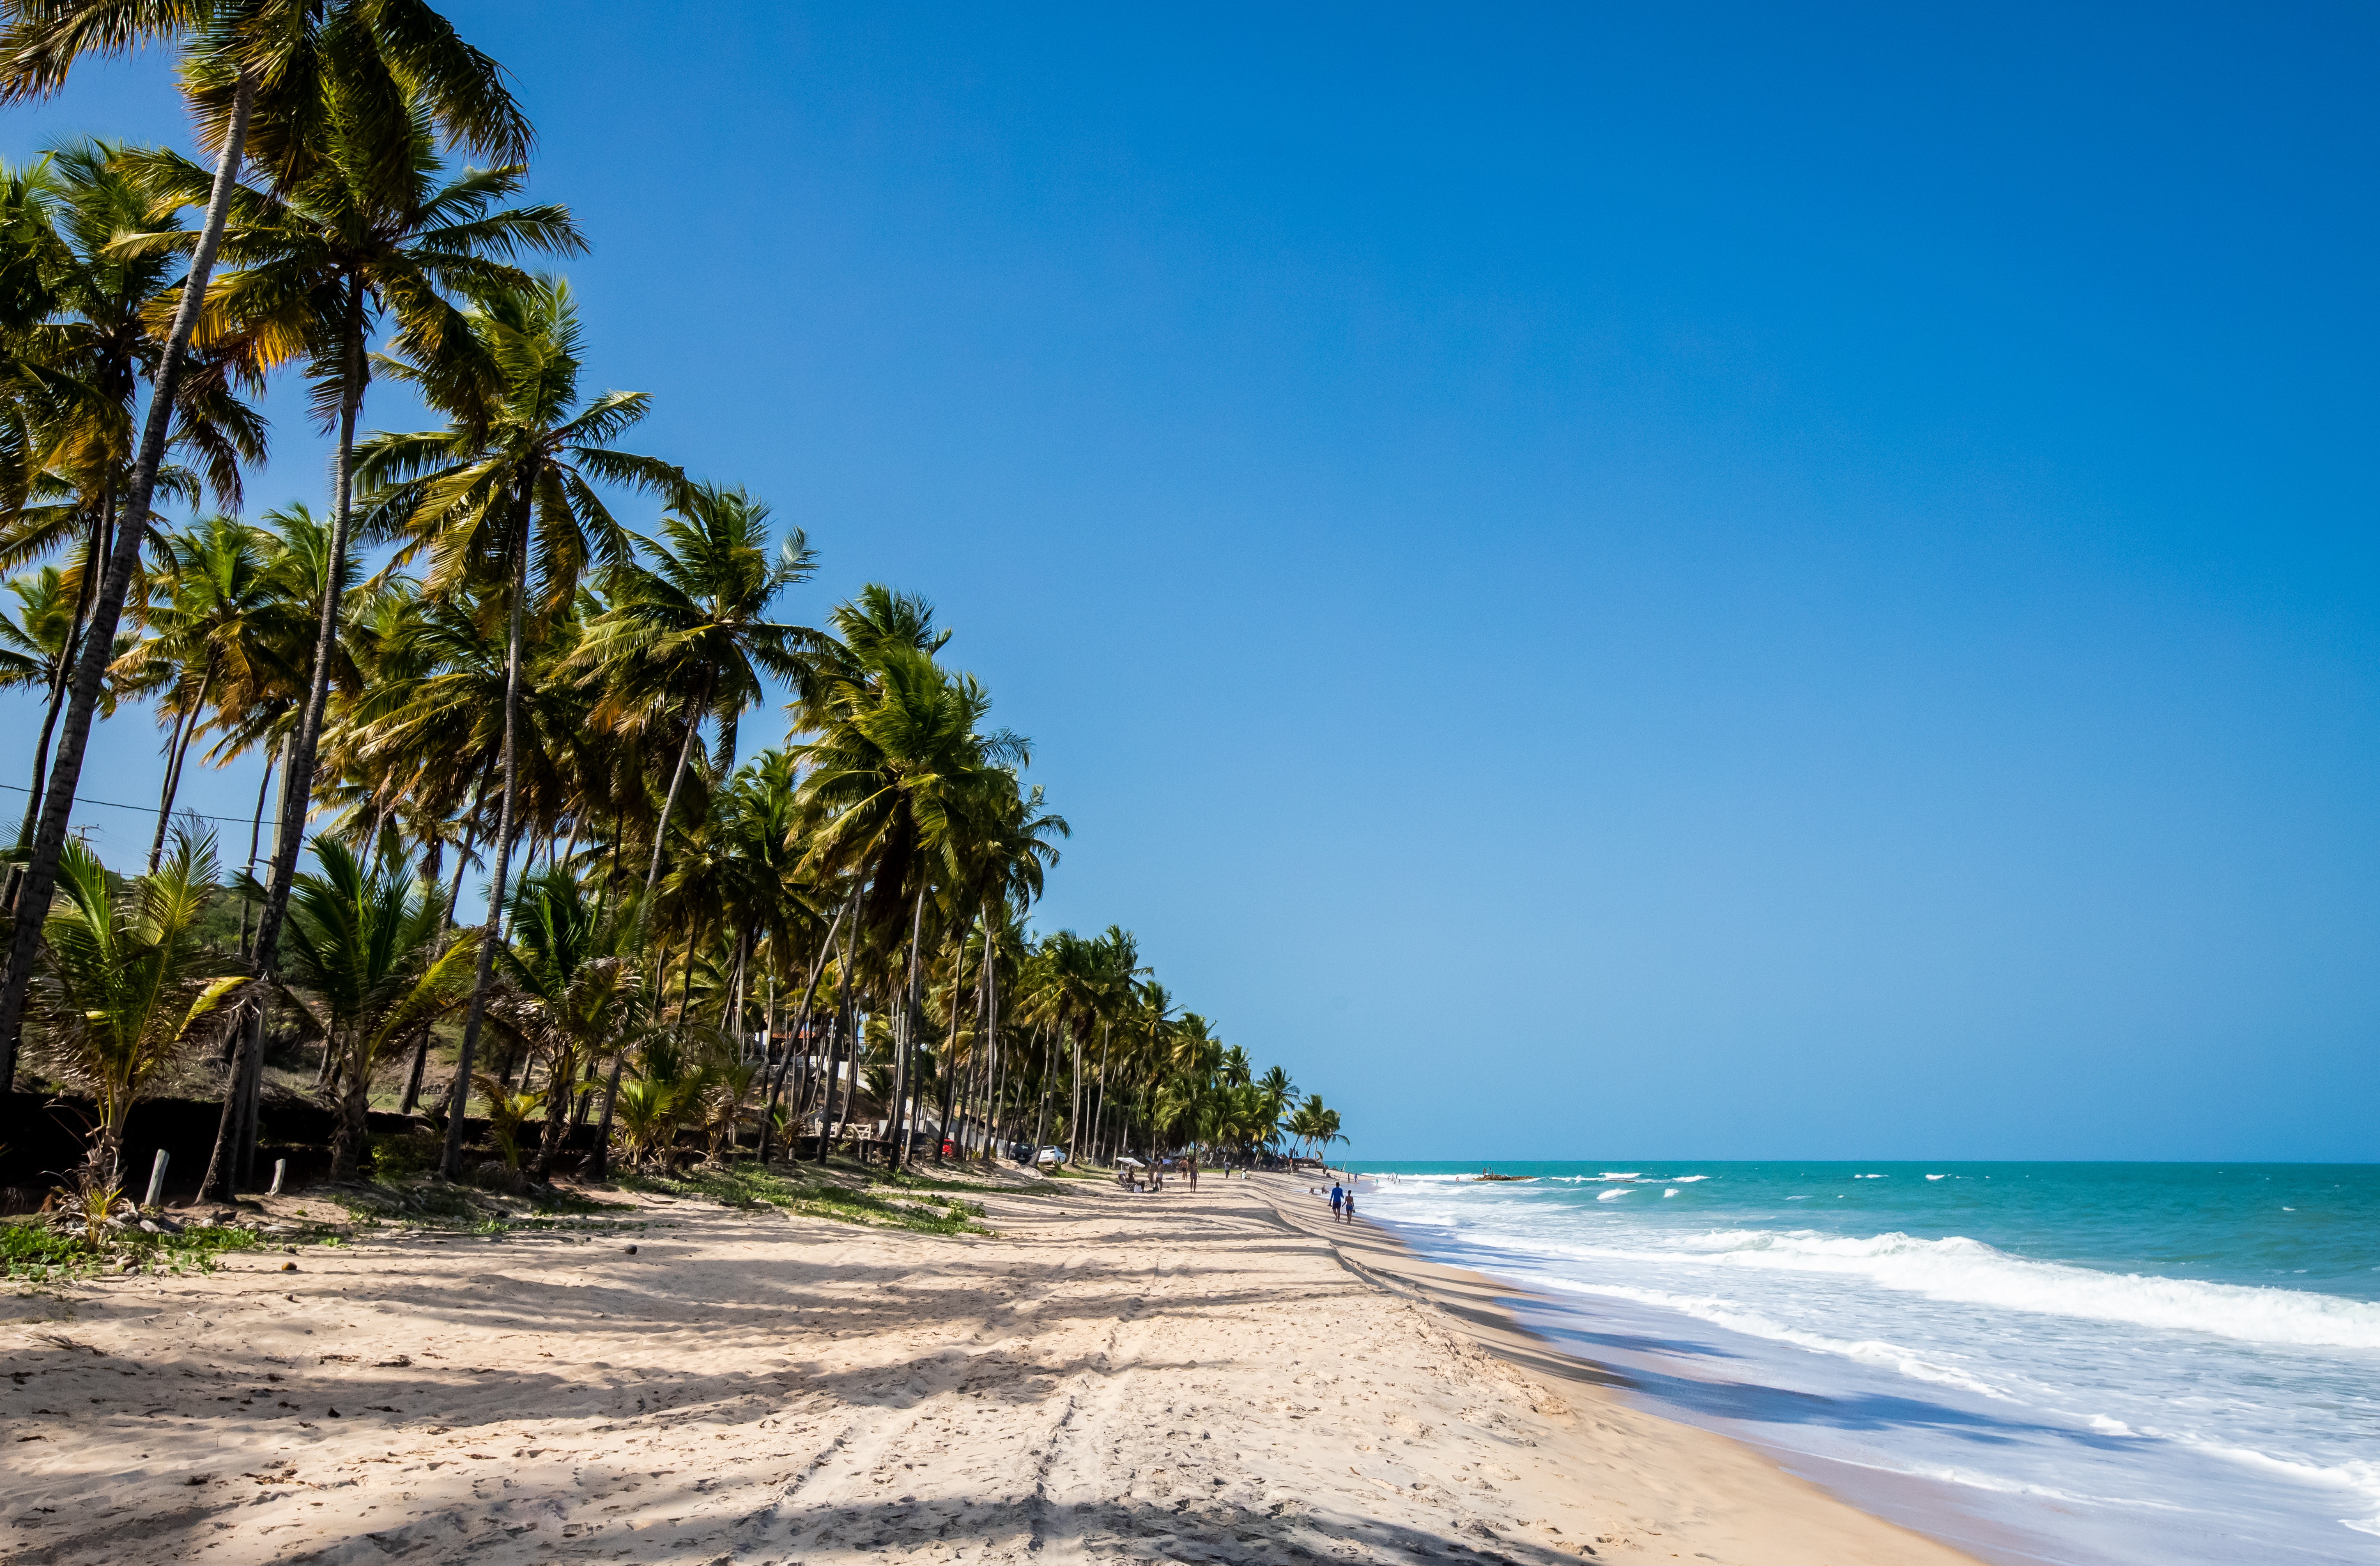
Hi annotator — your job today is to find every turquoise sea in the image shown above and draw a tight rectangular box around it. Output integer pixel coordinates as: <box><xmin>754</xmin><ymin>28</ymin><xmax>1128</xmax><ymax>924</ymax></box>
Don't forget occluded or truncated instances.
<box><xmin>1346</xmin><ymin>1161</ymin><xmax>2380</xmax><ymax>1565</ymax></box>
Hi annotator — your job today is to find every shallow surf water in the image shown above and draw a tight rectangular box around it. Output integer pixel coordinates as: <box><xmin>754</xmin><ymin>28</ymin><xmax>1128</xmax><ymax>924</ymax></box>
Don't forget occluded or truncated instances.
<box><xmin>1348</xmin><ymin>1161</ymin><xmax>2380</xmax><ymax>1566</ymax></box>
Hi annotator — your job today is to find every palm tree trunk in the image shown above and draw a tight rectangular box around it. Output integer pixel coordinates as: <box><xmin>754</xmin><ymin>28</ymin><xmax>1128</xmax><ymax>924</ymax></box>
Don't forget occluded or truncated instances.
<box><xmin>1087</xmin><ymin>1023</ymin><xmax>1110</xmax><ymax>1168</ymax></box>
<box><xmin>240</xmin><ymin>274</ymin><xmax>365</xmax><ymax>1054</ymax></box>
<box><xmin>533</xmin><ymin>1042</ymin><xmax>575</xmax><ymax>1180</ymax></box>
<box><xmin>1067</xmin><ymin>1026</ymin><xmax>1085</xmax><ymax>1164</ymax></box>
<box><xmin>147</xmin><ymin>699</ymin><xmax>197</xmax><ymax>865</ymax></box>
<box><xmin>758</xmin><ymin>889</ymin><xmax>850</xmax><ymax>1161</ymax></box>
<box><xmin>0</xmin><ymin>69</ymin><xmax>258</xmax><ymax>1089</ymax></box>
<box><xmin>148</xmin><ymin>660</ymin><xmax>216</xmax><ymax>872</ymax></box>
<box><xmin>16</xmin><ymin>648</ymin><xmax>66</xmax><ymax>849</ymax></box>
<box><xmin>930</xmin><ymin>915</ymin><xmax>973</xmax><ymax>1164</ymax></box>
<box><xmin>644</xmin><ymin>672</ymin><xmax>713</xmax><ymax>895</ymax></box>
<box><xmin>330</xmin><ymin>1028</ymin><xmax>374</xmax><ymax>1181</ymax></box>
<box><xmin>886</xmin><ymin>889</ymin><xmax>924</xmax><ymax>1170</ymax></box>
<box><xmin>400</xmin><ymin>1023</ymin><xmax>431</xmax><ymax>1114</ymax></box>
<box><xmin>200</xmin><ymin>732</ymin><xmax>298</xmax><ymax>1202</ymax></box>
<box><xmin>438</xmin><ymin>501</ymin><xmax>531</xmax><ymax>1182</ymax></box>
<box><xmin>727</xmin><ymin>929</ymin><xmax>746</xmax><ymax>1058</ymax></box>
<box><xmin>237</xmin><ymin>742</ymin><xmax>276</xmax><ymax>959</ymax></box>
<box><xmin>819</xmin><ymin>906</ymin><xmax>859</xmax><ymax>1161</ymax></box>
<box><xmin>15</xmin><ymin>485</ymin><xmax>112</xmax><ymax>858</ymax></box>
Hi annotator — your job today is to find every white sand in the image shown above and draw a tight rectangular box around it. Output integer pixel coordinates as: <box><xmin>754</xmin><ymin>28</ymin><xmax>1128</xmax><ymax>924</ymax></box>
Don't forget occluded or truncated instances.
<box><xmin>0</xmin><ymin>1169</ymin><xmax>1980</xmax><ymax>1564</ymax></box>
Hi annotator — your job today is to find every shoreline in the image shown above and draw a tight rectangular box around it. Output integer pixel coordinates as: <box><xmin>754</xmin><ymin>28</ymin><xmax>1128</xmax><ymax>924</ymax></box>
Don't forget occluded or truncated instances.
<box><xmin>3</xmin><ymin>1164</ymin><xmax>1982</xmax><ymax>1564</ymax></box>
<box><xmin>1249</xmin><ymin>1171</ymin><xmax>1991</xmax><ymax>1566</ymax></box>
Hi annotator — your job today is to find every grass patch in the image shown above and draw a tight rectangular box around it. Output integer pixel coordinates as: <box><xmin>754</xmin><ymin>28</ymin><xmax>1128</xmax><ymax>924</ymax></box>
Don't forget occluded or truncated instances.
<box><xmin>2</xmin><ymin>1215</ymin><xmax>265</xmax><ymax>1285</ymax></box>
<box><xmin>783</xmin><ymin>1183</ymin><xmax>989</xmax><ymax>1236</ymax></box>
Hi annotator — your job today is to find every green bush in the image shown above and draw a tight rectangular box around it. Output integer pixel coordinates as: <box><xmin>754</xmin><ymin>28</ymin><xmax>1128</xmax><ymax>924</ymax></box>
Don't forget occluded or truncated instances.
<box><xmin>369</xmin><ymin>1129</ymin><xmax>443</xmax><ymax>1179</ymax></box>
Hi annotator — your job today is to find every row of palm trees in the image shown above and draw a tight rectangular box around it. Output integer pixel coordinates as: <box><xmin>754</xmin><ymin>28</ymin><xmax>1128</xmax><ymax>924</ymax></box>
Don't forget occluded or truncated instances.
<box><xmin>0</xmin><ymin>0</ymin><xmax>1348</xmax><ymax>1197</ymax></box>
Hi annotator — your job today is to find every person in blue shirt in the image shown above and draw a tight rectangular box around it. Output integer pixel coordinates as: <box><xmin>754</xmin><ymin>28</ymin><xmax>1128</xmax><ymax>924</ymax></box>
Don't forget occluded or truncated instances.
<box><xmin>1329</xmin><ymin>1182</ymin><xmax>1344</xmax><ymax>1218</ymax></box>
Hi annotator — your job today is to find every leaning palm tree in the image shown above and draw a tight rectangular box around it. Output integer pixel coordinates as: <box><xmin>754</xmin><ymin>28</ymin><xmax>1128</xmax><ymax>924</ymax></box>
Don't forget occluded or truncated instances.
<box><xmin>24</xmin><ymin>829</ymin><xmax>242</xmax><ymax>1184</ymax></box>
<box><xmin>356</xmin><ymin>275</ymin><xmax>683</xmax><ymax>1180</ymax></box>
<box><xmin>274</xmin><ymin>835</ymin><xmax>476</xmax><ymax>1179</ymax></box>
<box><xmin>0</xmin><ymin>0</ymin><xmax>532</xmax><ymax>1078</ymax></box>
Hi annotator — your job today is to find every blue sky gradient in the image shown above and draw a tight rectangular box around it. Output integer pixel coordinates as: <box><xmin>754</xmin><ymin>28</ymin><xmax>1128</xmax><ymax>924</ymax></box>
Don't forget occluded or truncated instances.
<box><xmin>5</xmin><ymin>3</ymin><xmax>2373</xmax><ymax>1159</ymax></box>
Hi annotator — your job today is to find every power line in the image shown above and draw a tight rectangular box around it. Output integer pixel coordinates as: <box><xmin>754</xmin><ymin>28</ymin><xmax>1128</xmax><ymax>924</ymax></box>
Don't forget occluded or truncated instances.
<box><xmin>0</xmin><ymin>780</ymin><xmax>254</xmax><ymax>826</ymax></box>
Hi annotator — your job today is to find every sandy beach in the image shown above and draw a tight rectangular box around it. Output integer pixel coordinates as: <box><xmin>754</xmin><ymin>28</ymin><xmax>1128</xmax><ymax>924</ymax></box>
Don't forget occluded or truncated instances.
<box><xmin>0</xmin><ymin>1169</ymin><xmax>1980</xmax><ymax>1566</ymax></box>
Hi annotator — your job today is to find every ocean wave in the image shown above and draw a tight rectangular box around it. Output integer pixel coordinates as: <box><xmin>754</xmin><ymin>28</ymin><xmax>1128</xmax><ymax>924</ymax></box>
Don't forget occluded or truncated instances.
<box><xmin>1530</xmin><ymin>1276</ymin><xmax>2016</xmax><ymax>1399</ymax></box>
<box><xmin>1646</xmin><ymin>1228</ymin><xmax>2380</xmax><ymax>1350</ymax></box>
<box><xmin>1596</xmin><ymin>1188</ymin><xmax>1631</xmax><ymax>1200</ymax></box>
<box><xmin>1668</xmin><ymin>1174</ymin><xmax>1709</xmax><ymax>1182</ymax></box>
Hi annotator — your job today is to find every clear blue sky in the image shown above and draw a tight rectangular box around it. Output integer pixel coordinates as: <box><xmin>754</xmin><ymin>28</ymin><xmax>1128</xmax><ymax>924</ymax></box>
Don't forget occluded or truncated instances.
<box><xmin>6</xmin><ymin>3</ymin><xmax>2374</xmax><ymax>1160</ymax></box>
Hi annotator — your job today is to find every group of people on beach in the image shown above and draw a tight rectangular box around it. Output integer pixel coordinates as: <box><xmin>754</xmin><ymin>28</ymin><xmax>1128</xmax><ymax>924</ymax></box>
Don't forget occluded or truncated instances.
<box><xmin>1117</xmin><ymin>1156</ymin><xmax>1200</xmax><ymax>1192</ymax></box>
<box><xmin>1327</xmin><ymin>1180</ymin><xmax>1358</xmax><ymax>1223</ymax></box>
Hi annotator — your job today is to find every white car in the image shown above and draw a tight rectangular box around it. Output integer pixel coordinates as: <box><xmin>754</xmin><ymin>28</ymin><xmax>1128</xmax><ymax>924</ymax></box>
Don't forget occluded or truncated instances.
<box><xmin>1034</xmin><ymin>1146</ymin><xmax>1067</xmax><ymax>1167</ymax></box>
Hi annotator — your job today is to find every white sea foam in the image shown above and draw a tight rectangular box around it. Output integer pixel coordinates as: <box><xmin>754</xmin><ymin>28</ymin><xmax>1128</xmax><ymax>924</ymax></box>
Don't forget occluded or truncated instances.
<box><xmin>1636</xmin><ymin>1229</ymin><xmax>2380</xmax><ymax>1350</ymax></box>
<box><xmin>1663</xmin><ymin>1188</ymin><xmax>1679</xmax><ymax>1197</ymax></box>
<box><xmin>1669</xmin><ymin>1174</ymin><xmax>1709</xmax><ymax>1182</ymax></box>
<box><xmin>2180</xmin><ymin>1445</ymin><xmax>2380</xmax><ymax>1536</ymax></box>
<box><xmin>1530</xmin><ymin>1275</ymin><xmax>2017</xmax><ymax>1399</ymax></box>
<box><xmin>1926</xmin><ymin>1173</ymin><xmax>1950</xmax><ymax>1180</ymax></box>
<box><xmin>1596</xmin><ymin>1188</ymin><xmax>1630</xmax><ymax>1200</ymax></box>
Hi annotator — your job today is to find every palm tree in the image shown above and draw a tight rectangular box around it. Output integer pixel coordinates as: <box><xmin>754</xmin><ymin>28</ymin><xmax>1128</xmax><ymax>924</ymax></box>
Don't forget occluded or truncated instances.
<box><xmin>0</xmin><ymin>139</ymin><xmax>267</xmax><ymax>853</ymax></box>
<box><xmin>113</xmin><ymin>513</ymin><xmax>307</xmax><ymax>869</ymax></box>
<box><xmin>566</xmin><ymin>482</ymin><xmax>814</xmax><ymax>896</ymax></box>
<box><xmin>487</xmin><ymin>865</ymin><xmax>638</xmax><ymax>1178</ymax></box>
<box><xmin>117</xmin><ymin>92</ymin><xmax>582</xmax><ymax>980</ymax></box>
<box><xmin>23</xmin><ymin>828</ymin><xmax>242</xmax><ymax>1183</ymax></box>
<box><xmin>356</xmin><ymin>275</ymin><xmax>683</xmax><ymax>1180</ymax></box>
<box><xmin>274</xmin><ymin>835</ymin><xmax>476</xmax><ymax>1178</ymax></box>
<box><xmin>1024</xmin><ymin>926</ymin><xmax>1143</xmax><ymax>1166</ymax></box>
<box><xmin>0</xmin><ymin>0</ymin><xmax>532</xmax><ymax>1077</ymax></box>
<box><xmin>791</xmin><ymin>589</ymin><xmax>1036</xmax><ymax>1166</ymax></box>
<box><xmin>1256</xmin><ymin>1064</ymin><xmax>1296</xmax><ymax>1158</ymax></box>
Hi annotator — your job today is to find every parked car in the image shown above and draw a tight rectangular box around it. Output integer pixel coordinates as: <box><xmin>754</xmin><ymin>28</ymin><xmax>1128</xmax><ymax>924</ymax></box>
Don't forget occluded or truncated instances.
<box><xmin>1034</xmin><ymin>1146</ymin><xmax>1067</xmax><ymax>1167</ymax></box>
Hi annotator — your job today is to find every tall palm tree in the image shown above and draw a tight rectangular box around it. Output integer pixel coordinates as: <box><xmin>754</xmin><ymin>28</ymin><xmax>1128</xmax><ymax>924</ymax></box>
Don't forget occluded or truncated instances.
<box><xmin>0</xmin><ymin>0</ymin><xmax>532</xmax><ymax>1090</ymax></box>
<box><xmin>356</xmin><ymin>276</ymin><xmax>683</xmax><ymax>1180</ymax></box>
<box><xmin>274</xmin><ymin>835</ymin><xmax>476</xmax><ymax>1178</ymax></box>
<box><xmin>119</xmin><ymin>95</ymin><xmax>582</xmax><ymax>976</ymax></box>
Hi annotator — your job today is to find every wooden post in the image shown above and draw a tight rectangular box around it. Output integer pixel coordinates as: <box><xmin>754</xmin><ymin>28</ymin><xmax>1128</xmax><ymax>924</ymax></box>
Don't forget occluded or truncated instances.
<box><xmin>143</xmin><ymin>1149</ymin><xmax>170</xmax><ymax>1209</ymax></box>
<box><xmin>267</xmin><ymin>1158</ymin><xmax>286</xmax><ymax>1198</ymax></box>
